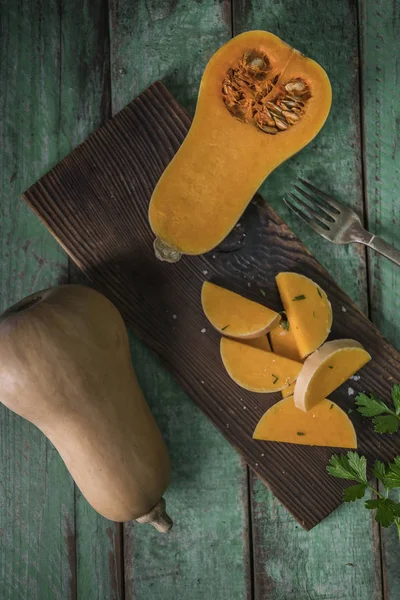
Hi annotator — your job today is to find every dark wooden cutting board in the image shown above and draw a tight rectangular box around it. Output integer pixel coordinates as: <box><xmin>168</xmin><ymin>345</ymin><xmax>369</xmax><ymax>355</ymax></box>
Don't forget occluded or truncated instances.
<box><xmin>23</xmin><ymin>81</ymin><xmax>400</xmax><ymax>529</ymax></box>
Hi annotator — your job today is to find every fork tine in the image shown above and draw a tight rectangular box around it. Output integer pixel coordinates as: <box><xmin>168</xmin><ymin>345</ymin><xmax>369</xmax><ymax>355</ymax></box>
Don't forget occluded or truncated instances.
<box><xmin>297</xmin><ymin>178</ymin><xmax>342</xmax><ymax>213</ymax></box>
<box><xmin>293</xmin><ymin>185</ymin><xmax>336</xmax><ymax>220</ymax></box>
<box><xmin>284</xmin><ymin>198</ymin><xmax>331</xmax><ymax>238</ymax></box>
<box><xmin>287</xmin><ymin>192</ymin><xmax>331</xmax><ymax>227</ymax></box>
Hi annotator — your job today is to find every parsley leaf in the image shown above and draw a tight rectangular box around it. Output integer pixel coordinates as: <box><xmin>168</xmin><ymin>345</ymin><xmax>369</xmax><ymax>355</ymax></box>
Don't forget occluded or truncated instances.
<box><xmin>328</xmin><ymin>452</ymin><xmax>400</xmax><ymax>539</ymax></box>
<box><xmin>355</xmin><ymin>392</ymin><xmax>391</xmax><ymax>417</ymax></box>
<box><xmin>259</xmin><ymin>288</ymin><xmax>266</xmax><ymax>297</ymax></box>
<box><xmin>327</xmin><ymin>453</ymin><xmax>366</xmax><ymax>483</ymax></box>
<box><xmin>280</xmin><ymin>319</ymin><xmax>290</xmax><ymax>331</ymax></box>
<box><xmin>384</xmin><ymin>457</ymin><xmax>400</xmax><ymax>490</ymax></box>
<box><xmin>373</xmin><ymin>415</ymin><xmax>399</xmax><ymax>434</ymax></box>
<box><xmin>372</xmin><ymin>460</ymin><xmax>387</xmax><ymax>484</ymax></box>
<box><xmin>392</xmin><ymin>384</ymin><xmax>400</xmax><ymax>415</ymax></box>
<box><xmin>365</xmin><ymin>499</ymin><xmax>400</xmax><ymax>528</ymax></box>
<box><xmin>221</xmin><ymin>325</ymin><xmax>230</xmax><ymax>331</ymax></box>
<box><xmin>344</xmin><ymin>484</ymin><xmax>367</xmax><ymax>502</ymax></box>
<box><xmin>355</xmin><ymin>387</ymin><xmax>400</xmax><ymax>434</ymax></box>
<box><xmin>292</xmin><ymin>294</ymin><xmax>306</xmax><ymax>301</ymax></box>
<box><xmin>347</xmin><ymin>452</ymin><xmax>367</xmax><ymax>484</ymax></box>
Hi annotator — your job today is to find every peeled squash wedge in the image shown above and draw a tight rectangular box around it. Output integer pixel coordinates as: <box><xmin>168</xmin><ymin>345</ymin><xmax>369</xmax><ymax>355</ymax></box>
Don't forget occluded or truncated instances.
<box><xmin>270</xmin><ymin>321</ymin><xmax>303</xmax><ymax>399</ymax></box>
<box><xmin>149</xmin><ymin>30</ymin><xmax>332</xmax><ymax>261</ymax></box>
<box><xmin>276</xmin><ymin>272</ymin><xmax>332</xmax><ymax>358</ymax></box>
<box><xmin>244</xmin><ymin>335</ymin><xmax>271</xmax><ymax>351</ymax></box>
<box><xmin>253</xmin><ymin>396</ymin><xmax>357</xmax><ymax>448</ymax></box>
<box><xmin>220</xmin><ymin>337</ymin><xmax>302</xmax><ymax>393</ymax></box>
<box><xmin>201</xmin><ymin>281</ymin><xmax>280</xmax><ymax>338</ymax></box>
<box><xmin>270</xmin><ymin>322</ymin><xmax>302</xmax><ymax>362</ymax></box>
<box><xmin>0</xmin><ymin>286</ymin><xmax>172</xmax><ymax>531</ymax></box>
<box><xmin>294</xmin><ymin>339</ymin><xmax>371</xmax><ymax>411</ymax></box>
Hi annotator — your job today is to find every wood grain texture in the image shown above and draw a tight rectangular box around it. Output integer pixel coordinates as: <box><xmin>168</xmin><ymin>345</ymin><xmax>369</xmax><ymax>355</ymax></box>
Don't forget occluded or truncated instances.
<box><xmin>0</xmin><ymin>1</ymin><xmax>74</xmax><ymax>598</ymax></box>
<box><xmin>359</xmin><ymin>0</ymin><xmax>400</xmax><ymax>597</ymax></box>
<box><xmin>109</xmin><ymin>2</ymin><xmax>252</xmax><ymax>598</ymax></box>
<box><xmin>58</xmin><ymin>1</ymin><xmax>123</xmax><ymax>598</ymax></box>
<box><xmin>233</xmin><ymin>1</ymin><xmax>382</xmax><ymax>598</ymax></box>
<box><xmin>23</xmin><ymin>82</ymin><xmax>400</xmax><ymax>531</ymax></box>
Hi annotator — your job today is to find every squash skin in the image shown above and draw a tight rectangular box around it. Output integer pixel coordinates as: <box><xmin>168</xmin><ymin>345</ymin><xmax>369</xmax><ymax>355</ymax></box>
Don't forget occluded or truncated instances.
<box><xmin>149</xmin><ymin>30</ymin><xmax>332</xmax><ymax>259</ymax></box>
<box><xmin>0</xmin><ymin>285</ymin><xmax>171</xmax><ymax>524</ymax></box>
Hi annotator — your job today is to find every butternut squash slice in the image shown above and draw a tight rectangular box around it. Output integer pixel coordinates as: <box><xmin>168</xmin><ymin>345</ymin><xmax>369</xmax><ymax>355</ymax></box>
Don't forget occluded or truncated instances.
<box><xmin>253</xmin><ymin>396</ymin><xmax>357</xmax><ymax>448</ymax></box>
<box><xmin>294</xmin><ymin>339</ymin><xmax>371</xmax><ymax>411</ymax></box>
<box><xmin>270</xmin><ymin>321</ymin><xmax>302</xmax><ymax>362</ymax></box>
<box><xmin>270</xmin><ymin>320</ymin><xmax>303</xmax><ymax>399</ymax></box>
<box><xmin>149</xmin><ymin>31</ymin><xmax>332</xmax><ymax>261</ymax></box>
<box><xmin>201</xmin><ymin>281</ymin><xmax>280</xmax><ymax>338</ymax></box>
<box><xmin>276</xmin><ymin>272</ymin><xmax>332</xmax><ymax>358</ymax></box>
<box><xmin>220</xmin><ymin>337</ymin><xmax>302</xmax><ymax>393</ymax></box>
<box><xmin>244</xmin><ymin>335</ymin><xmax>271</xmax><ymax>351</ymax></box>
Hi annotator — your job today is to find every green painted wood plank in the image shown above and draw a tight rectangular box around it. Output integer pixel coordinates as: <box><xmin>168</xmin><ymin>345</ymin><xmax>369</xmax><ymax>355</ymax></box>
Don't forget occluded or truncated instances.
<box><xmin>359</xmin><ymin>0</ymin><xmax>400</xmax><ymax>597</ymax></box>
<box><xmin>234</xmin><ymin>1</ymin><xmax>382</xmax><ymax>598</ymax></box>
<box><xmin>109</xmin><ymin>2</ymin><xmax>252</xmax><ymax>598</ymax></box>
<box><xmin>57</xmin><ymin>1</ymin><xmax>124</xmax><ymax>597</ymax></box>
<box><xmin>0</xmin><ymin>1</ymin><xmax>74</xmax><ymax>598</ymax></box>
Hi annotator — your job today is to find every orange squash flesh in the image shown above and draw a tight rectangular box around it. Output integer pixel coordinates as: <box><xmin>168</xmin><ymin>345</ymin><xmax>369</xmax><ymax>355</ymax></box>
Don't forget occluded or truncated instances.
<box><xmin>220</xmin><ymin>337</ymin><xmax>302</xmax><ymax>393</ymax></box>
<box><xmin>149</xmin><ymin>31</ymin><xmax>332</xmax><ymax>259</ymax></box>
<box><xmin>201</xmin><ymin>282</ymin><xmax>280</xmax><ymax>338</ymax></box>
<box><xmin>276</xmin><ymin>272</ymin><xmax>332</xmax><ymax>358</ymax></box>
<box><xmin>253</xmin><ymin>397</ymin><xmax>357</xmax><ymax>448</ymax></box>
<box><xmin>244</xmin><ymin>335</ymin><xmax>271</xmax><ymax>351</ymax></box>
<box><xmin>270</xmin><ymin>321</ymin><xmax>303</xmax><ymax>399</ymax></box>
<box><xmin>270</xmin><ymin>322</ymin><xmax>302</xmax><ymax>362</ymax></box>
<box><xmin>294</xmin><ymin>339</ymin><xmax>371</xmax><ymax>411</ymax></box>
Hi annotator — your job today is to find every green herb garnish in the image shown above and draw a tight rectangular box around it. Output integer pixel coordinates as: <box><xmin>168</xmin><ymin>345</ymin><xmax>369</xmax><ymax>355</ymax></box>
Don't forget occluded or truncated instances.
<box><xmin>292</xmin><ymin>295</ymin><xmax>306</xmax><ymax>301</ymax></box>
<box><xmin>355</xmin><ymin>385</ymin><xmax>400</xmax><ymax>434</ymax></box>
<box><xmin>280</xmin><ymin>319</ymin><xmax>290</xmax><ymax>331</ymax></box>
<box><xmin>330</xmin><ymin>403</ymin><xmax>334</xmax><ymax>410</ymax></box>
<box><xmin>221</xmin><ymin>325</ymin><xmax>230</xmax><ymax>331</ymax></box>
<box><xmin>328</xmin><ymin>365</ymin><xmax>334</xmax><ymax>369</ymax></box>
<box><xmin>297</xmin><ymin>432</ymin><xmax>306</xmax><ymax>436</ymax></box>
<box><xmin>317</xmin><ymin>287</ymin><xmax>323</xmax><ymax>298</ymax></box>
<box><xmin>259</xmin><ymin>288</ymin><xmax>266</xmax><ymax>297</ymax></box>
<box><xmin>272</xmin><ymin>374</ymin><xmax>279</xmax><ymax>384</ymax></box>
<box><xmin>328</xmin><ymin>452</ymin><xmax>400</xmax><ymax>538</ymax></box>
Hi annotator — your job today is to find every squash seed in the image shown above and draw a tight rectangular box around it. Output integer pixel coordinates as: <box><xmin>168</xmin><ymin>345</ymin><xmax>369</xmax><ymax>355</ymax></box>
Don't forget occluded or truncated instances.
<box><xmin>222</xmin><ymin>50</ymin><xmax>311</xmax><ymax>134</ymax></box>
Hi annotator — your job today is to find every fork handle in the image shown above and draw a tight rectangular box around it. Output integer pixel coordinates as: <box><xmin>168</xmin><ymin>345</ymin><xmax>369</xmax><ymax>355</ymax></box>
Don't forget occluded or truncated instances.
<box><xmin>364</xmin><ymin>234</ymin><xmax>400</xmax><ymax>267</ymax></box>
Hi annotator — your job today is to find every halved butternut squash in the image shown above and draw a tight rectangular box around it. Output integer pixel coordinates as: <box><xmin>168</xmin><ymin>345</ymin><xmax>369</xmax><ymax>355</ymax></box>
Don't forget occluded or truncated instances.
<box><xmin>149</xmin><ymin>31</ymin><xmax>332</xmax><ymax>261</ymax></box>
<box><xmin>276</xmin><ymin>272</ymin><xmax>332</xmax><ymax>358</ymax></box>
<box><xmin>201</xmin><ymin>281</ymin><xmax>280</xmax><ymax>338</ymax></box>
<box><xmin>253</xmin><ymin>396</ymin><xmax>357</xmax><ymax>448</ymax></box>
<box><xmin>220</xmin><ymin>337</ymin><xmax>302</xmax><ymax>393</ymax></box>
<box><xmin>294</xmin><ymin>339</ymin><xmax>371</xmax><ymax>411</ymax></box>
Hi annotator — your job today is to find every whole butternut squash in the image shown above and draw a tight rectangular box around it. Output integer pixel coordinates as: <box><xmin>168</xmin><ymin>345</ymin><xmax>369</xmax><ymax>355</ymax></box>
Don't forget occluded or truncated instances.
<box><xmin>0</xmin><ymin>285</ymin><xmax>172</xmax><ymax>532</ymax></box>
<box><xmin>149</xmin><ymin>30</ymin><xmax>331</xmax><ymax>261</ymax></box>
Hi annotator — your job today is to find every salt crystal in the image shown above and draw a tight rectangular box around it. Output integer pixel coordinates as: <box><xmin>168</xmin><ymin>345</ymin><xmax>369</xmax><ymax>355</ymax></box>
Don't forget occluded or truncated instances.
<box><xmin>261</xmin><ymin>453</ymin><xmax>265</xmax><ymax>457</ymax></box>
<box><xmin>201</xmin><ymin>381</ymin><xmax>205</xmax><ymax>385</ymax></box>
<box><xmin>243</xmin><ymin>406</ymin><xmax>247</xmax><ymax>410</ymax></box>
<box><xmin>348</xmin><ymin>387</ymin><xmax>355</xmax><ymax>396</ymax></box>
<box><xmin>212</xmin><ymin>255</ymin><xmax>216</xmax><ymax>259</ymax></box>
<box><xmin>203</xmin><ymin>270</ymin><xmax>208</xmax><ymax>275</ymax></box>
<box><xmin>172</xmin><ymin>314</ymin><xmax>177</xmax><ymax>320</ymax></box>
<box><xmin>350</xmin><ymin>375</ymin><xmax>360</xmax><ymax>381</ymax></box>
<box><xmin>255</xmin><ymin>463</ymin><xmax>259</xmax><ymax>467</ymax></box>
<box><xmin>341</xmin><ymin>306</ymin><xmax>347</xmax><ymax>312</ymax></box>
<box><xmin>247</xmin><ymin>282</ymin><xmax>251</xmax><ymax>287</ymax></box>
<box><xmin>201</xmin><ymin>328</ymin><xmax>206</xmax><ymax>333</ymax></box>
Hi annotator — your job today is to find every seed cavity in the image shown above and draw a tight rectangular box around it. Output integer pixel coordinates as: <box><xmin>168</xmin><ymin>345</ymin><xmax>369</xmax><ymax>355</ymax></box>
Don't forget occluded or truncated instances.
<box><xmin>222</xmin><ymin>50</ymin><xmax>311</xmax><ymax>134</ymax></box>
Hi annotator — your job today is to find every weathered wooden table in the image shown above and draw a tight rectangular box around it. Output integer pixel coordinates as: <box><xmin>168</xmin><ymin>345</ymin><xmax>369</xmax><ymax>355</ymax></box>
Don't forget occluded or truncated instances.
<box><xmin>1</xmin><ymin>1</ymin><xmax>399</xmax><ymax>598</ymax></box>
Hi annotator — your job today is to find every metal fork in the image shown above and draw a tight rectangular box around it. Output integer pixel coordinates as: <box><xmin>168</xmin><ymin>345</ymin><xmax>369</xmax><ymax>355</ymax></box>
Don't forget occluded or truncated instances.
<box><xmin>285</xmin><ymin>179</ymin><xmax>400</xmax><ymax>266</ymax></box>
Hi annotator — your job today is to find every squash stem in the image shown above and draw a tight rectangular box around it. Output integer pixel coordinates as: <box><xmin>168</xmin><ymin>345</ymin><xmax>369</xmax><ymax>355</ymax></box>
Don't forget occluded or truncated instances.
<box><xmin>153</xmin><ymin>238</ymin><xmax>182</xmax><ymax>263</ymax></box>
<box><xmin>136</xmin><ymin>497</ymin><xmax>173</xmax><ymax>533</ymax></box>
